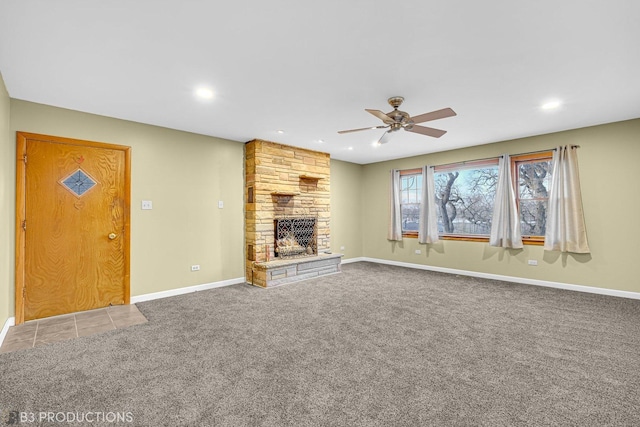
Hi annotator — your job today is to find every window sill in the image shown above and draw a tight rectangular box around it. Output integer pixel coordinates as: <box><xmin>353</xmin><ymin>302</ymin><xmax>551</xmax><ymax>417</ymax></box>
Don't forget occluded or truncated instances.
<box><xmin>440</xmin><ymin>235</ymin><xmax>489</xmax><ymax>243</ymax></box>
<box><xmin>402</xmin><ymin>233</ymin><xmax>489</xmax><ymax>242</ymax></box>
<box><xmin>402</xmin><ymin>233</ymin><xmax>545</xmax><ymax>245</ymax></box>
<box><xmin>522</xmin><ymin>237</ymin><xmax>544</xmax><ymax>246</ymax></box>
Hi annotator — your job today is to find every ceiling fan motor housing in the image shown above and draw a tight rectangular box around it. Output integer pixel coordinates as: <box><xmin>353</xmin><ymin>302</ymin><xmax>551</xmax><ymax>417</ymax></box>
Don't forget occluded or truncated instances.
<box><xmin>389</xmin><ymin>113</ymin><xmax>413</xmax><ymax>132</ymax></box>
<box><xmin>386</xmin><ymin>96</ymin><xmax>413</xmax><ymax>131</ymax></box>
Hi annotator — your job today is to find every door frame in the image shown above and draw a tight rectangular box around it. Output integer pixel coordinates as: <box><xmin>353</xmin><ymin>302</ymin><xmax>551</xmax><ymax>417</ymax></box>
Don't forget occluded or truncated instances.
<box><xmin>15</xmin><ymin>132</ymin><xmax>131</xmax><ymax>325</ymax></box>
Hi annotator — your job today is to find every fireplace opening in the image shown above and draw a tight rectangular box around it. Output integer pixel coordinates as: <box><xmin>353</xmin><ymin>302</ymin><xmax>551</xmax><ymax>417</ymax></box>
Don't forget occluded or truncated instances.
<box><xmin>274</xmin><ymin>217</ymin><xmax>317</xmax><ymax>258</ymax></box>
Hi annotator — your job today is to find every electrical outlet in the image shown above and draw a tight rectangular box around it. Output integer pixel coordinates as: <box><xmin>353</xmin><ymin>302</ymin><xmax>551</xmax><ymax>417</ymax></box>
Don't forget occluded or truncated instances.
<box><xmin>528</xmin><ymin>260</ymin><xmax>538</xmax><ymax>266</ymax></box>
<box><xmin>141</xmin><ymin>200</ymin><xmax>153</xmax><ymax>210</ymax></box>
<box><xmin>340</xmin><ymin>246</ymin><xmax>345</xmax><ymax>250</ymax></box>
<box><xmin>191</xmin><ymin>265</ymin><xmax>200</xmax><ymax>271</ymax></box>
<box><xmin>415</xmin><ymin>249</ymin><xmax>422</xmax><ymax>255</ymax></box>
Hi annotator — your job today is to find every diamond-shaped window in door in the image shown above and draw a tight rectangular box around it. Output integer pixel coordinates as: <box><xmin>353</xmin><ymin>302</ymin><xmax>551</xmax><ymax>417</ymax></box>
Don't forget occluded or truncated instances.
<box><xmin>60</xmin><ymin>169</ymin><xmax>98</xmax><ymax>197</ymax></box>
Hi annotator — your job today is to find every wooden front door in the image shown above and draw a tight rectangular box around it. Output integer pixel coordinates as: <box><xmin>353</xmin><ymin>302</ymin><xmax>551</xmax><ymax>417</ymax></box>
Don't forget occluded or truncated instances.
<box><xmin>15</xmin><ymin>132</ymin><xmax>131</xmax><ymax>323</ymax></box>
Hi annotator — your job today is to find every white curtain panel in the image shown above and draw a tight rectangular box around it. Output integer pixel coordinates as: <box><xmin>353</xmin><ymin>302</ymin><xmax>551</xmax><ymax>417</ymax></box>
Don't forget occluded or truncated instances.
<box><xmin>544</xmin><ymin>146</ymin><xmax>590</xmax><ymax>253</ymax></box>
<box><xmin>418</xmin><ymin>166</ymin><xmax>440</xmax><ymax>244</ymax></box>
<box><xmin>489</xmin><ymin>154</ymin><xmax>523</xmax><ymax>248</ymax></box>
<box><xmin>388</xmin><ymin>169</ymin><xmax>403</xmax><ymax>241</ymax></box>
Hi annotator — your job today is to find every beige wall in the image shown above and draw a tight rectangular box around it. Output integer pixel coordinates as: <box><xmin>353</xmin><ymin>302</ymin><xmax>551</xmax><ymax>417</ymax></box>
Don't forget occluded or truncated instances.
<box><xmin>2</xmin><ymin>95</ymin><xmax>638</xmax><ymax>326</ymax></box>
<box><xmin>0</xmin><ymin>74</ymin><xmax>11</xmax><ymax>326</ymax></box>
<box><xmin>8</xmin><ymin>100</ymin><xmax>246</xmax><ymax>316</ymax></box>
<box><xmin>361</xmin><ymin>119</ymin><xmax>640</xmax><ymax>293</ymax></box>
<box><xmin>330</xmin><ymin>159</ymin><xmax>363</xmax><ymax>260</ymax></box>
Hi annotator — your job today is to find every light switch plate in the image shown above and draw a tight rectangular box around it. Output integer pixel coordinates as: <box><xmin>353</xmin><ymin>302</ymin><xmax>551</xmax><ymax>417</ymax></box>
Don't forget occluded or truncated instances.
<box><xmin>218</xmin><ymin>200</ymin><xmax>224</xmax><ymax>209</ymax></box>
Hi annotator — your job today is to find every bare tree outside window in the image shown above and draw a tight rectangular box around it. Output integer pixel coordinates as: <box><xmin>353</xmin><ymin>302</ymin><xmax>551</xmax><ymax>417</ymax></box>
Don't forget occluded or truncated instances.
<box><xmin>515</xmin><ymin>157</ymin><xmax>553</xmax><ymax>237</ymax></box>
<box><xmin>434</xmin><ymin>164</ymin><xmax>499</xmax><ymax>235</ymax></box>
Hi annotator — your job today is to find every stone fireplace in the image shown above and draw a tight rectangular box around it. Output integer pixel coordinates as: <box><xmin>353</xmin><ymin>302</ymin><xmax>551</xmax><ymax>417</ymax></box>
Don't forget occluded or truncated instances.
<box><xmin>245</xmin><ymin>139</ymin><xmax>342</xmax><ymax>287</ymax></box>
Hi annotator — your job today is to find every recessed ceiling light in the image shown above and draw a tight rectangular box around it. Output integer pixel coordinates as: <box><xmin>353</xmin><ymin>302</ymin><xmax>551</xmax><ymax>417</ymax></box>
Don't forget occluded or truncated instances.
<box><xmin>276</xmin><ymin>130</ymin><xmax>285</xmax><ymax>134</ymax></box>
<box><xmin>318</xmin><ymin>139</ymin><xmax>324</xmax><ymax>143</ymax></box>
<box><xmin>541</xmin><ymin>100</ymin><xmax>561</xmax><ymax>110</ymax></box>
<box><xmin>195</xmin><ymin>87</ymin><xmax>214</xmax><ymax>100</ymax></box>
<box><xmin>348</xmin><ymin>147</ymin><xmax>354</xmax><ymax>151</ymax></box>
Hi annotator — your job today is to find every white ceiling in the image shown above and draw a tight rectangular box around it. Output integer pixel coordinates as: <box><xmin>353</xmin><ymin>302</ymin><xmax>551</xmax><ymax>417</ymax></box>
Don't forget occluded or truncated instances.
<box><xmin>1</xmin><ymin>1</ymin><xmax>638</xmax><ymax>164</ymax></box>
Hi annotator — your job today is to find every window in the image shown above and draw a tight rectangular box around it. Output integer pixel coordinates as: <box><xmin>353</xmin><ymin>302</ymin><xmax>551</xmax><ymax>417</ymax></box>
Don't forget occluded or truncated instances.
<box><xmin>511</xmin><ymin>152</ymin><xmax>553</xmax><ymax>244</ymax></box>
<box><xmin>400</xmin><ymin>169</ymin><xmax>422</xmax><ymax>237</ymax></box>
<box><xmin>396</xmin><ymin>150</ymin><xmax>553</xmax><ymax>244</ymax></box>
<box><xmin>434</xmin><ymin>159</ymin><xmax>499</xmax><ymax>238</ymax></box>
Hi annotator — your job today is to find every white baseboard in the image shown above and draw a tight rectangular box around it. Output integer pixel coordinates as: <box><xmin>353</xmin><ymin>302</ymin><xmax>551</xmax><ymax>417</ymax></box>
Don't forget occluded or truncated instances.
<box><xmin>0</xmin><ymin>316</ymin><xmax>16</xmax><ymax>347</ymax></box>
<box><xmin>341</xmin><ymin>257</ymin><xmax>366</xmax><ymax>264</ymax></box>
<box><xmin>130</xmin><ymin>277</ymin><xmax>246</xmax><ymax>304</ymax></box>
<box><xmin>360</xmin><ymin>257</ymin><xmax>640</xmax><ymax>300</ymax></box>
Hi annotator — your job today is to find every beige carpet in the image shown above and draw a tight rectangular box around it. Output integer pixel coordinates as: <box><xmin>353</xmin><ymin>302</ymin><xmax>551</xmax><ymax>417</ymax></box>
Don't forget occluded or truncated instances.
<box><xmin>1</xmin><ymin>262</ymin><xmax>639</xmax><ymax>426</ymax></box>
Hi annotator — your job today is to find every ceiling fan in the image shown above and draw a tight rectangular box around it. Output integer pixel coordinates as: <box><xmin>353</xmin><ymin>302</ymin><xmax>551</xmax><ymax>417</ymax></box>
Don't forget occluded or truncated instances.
<box><xmin>338</xmin><ymin>96</ymin><xmax>456</xmax><ymax>144</ymax></box>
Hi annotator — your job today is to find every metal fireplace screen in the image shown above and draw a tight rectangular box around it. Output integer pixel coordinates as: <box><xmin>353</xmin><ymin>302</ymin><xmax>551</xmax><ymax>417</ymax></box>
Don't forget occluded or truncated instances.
<box><xmin>274</xmin><ymin>217</ymin><xmax>317</xmax><ymax>258</ymax></box>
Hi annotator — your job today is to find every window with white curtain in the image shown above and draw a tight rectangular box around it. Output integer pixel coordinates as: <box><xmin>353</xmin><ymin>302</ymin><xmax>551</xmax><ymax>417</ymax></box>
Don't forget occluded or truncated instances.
<box><xmin>396</xmin><ymin>152</ymin><xmax>553</xmax><ymax>244</ymax></box>
<box><xmin>400</xmin><ymin>169</ymin><xmax>422</xmax><ymax>236</ymax></box>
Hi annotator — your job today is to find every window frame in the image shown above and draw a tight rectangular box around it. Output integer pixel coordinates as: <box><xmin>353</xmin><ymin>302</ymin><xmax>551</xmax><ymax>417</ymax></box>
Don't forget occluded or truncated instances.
<box><xmin>397</xmin><ymin>150</ymin><xmax>553</xmax><ymax>245</ymax></box>
<box><xmin>433</xmin><ymin>158</ymin><xmax>500</xmax><ymax>242</ymax></box>
<box><xmin>510</xmin><ymin>151</ymin><xmax>553</xmax><ymax>246</ymax></box>
<box><xmin>399</xmin><ymin>168</ymin><xmax>422</xmax><ymax>238</ymax></box>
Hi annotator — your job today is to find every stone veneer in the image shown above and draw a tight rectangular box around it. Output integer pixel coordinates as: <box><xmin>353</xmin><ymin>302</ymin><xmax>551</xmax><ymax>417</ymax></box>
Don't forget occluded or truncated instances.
<box><xmin>245</xmin><ymin>139</ymin><xmax>339</xmax><ymax>287</ymax></box>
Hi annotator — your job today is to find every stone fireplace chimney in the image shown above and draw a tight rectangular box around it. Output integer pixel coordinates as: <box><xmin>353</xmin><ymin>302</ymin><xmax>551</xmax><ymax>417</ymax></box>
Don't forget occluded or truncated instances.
<box><xmin>244</xmin><ymin>139</ymin><xmax>341</xmax><ymax>287</ymax></box>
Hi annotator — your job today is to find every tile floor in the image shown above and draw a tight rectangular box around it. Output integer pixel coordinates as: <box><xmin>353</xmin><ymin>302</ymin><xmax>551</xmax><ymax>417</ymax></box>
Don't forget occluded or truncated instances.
<box><xmin>0</xmin><ymin>305</ymin><xmax>147</xmax><ymax>354</ymax></box>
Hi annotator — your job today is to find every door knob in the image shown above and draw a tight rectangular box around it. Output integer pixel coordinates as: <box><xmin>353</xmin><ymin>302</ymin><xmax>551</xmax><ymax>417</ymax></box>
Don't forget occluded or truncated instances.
<box><xmin>108</xmin><ymin>233</ymin><xmax>117</xmax><ymax>240</ymax></box>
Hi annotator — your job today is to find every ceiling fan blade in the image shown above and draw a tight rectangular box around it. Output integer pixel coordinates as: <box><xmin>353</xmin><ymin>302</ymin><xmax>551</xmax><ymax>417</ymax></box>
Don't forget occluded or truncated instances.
<box><xmin>378</xmin><ymin>131</ymin><xmax>393</xmax><ymax>145</ymax></box>
<box><xmin>410</xmin><ymin>108</ymin><xmax>457</xmax><ymax>124</ymax></box>
<box><xmin>366</xmin><ymin>109</ymin><xmax>394</xmax><ymax>124</ymax></box>
<box><xmin>407</xmin><ymin>125</ymin><xmax>447</xmax><ymax>138</ymax></box>
<box><xmin>338</xmin><ymin>125</ymin><xmax>388</xmax><ymax>134</ymax></box>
